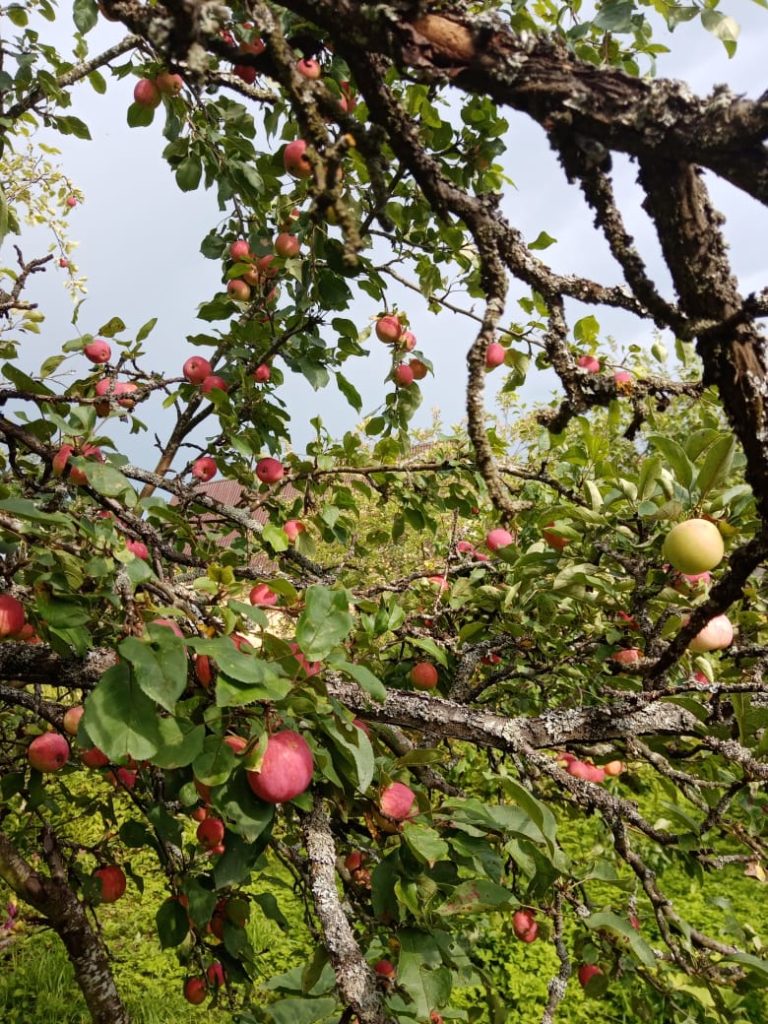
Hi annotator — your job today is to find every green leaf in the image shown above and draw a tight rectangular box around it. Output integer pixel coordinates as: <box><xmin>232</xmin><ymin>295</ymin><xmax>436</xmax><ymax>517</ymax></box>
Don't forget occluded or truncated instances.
<box><xmin>83</xmin><ymin>662</ymin><xmax>162</xmax><ymax>760</ymax></box>
<box><xmin>402</xmin><ymin>821</ymin><xmax>449</xmax><ymax>867</ymax></box>
<box><xmin>528</xmin><ymin>230</ymin><xmax>556</xmax><ymax>251</ymax></box>
<box><xmin>176</xmin><ymin>155</ymin><xmax>203</xmax><ymax>192</ymax></box>
<box><xmin>214</xmin><ymin>829</ymin><xmax>272</xmax><ymax>888</ymax></box>
<box><xmin>0</xmin><ymin>498</ymin><xmax>70</xmax><ymax>527</ymax></box>
<box><xmin>153</xmin><ymin>718</ymin><xmax>205</xmax><ymax>768</ymax></box>
<box><xmin>211</xmin><ymin>770</ymin><xmax>274</xmax><ymax>842</ymax></box>
<box><xmin>648</xmin><ymin>434</ymin><xmax>693</xmax><ymax>490</ymax></box>
<box><xmin>267</xmin><ymin>997</ymin><xmax>338</xmax><ymax>1024</ymax></box>
<box><xmin>73</xmin><ymin>0</ymin><xmax>98</xmax><ymax>34</ymax></box>
<box><xmin>325</xmin><ymin>657</ymin><xmax>386</xmax><ymax>702</ymax></box>
<box><xmin>585</xmin><ymin>911</ymin><xmax>656</xmax><ymax>967</ymax></box>
<box><xmin>81</xmin><ymin>461</ymin><xmax>137</xmax><ymax>503</ymax></box>
<box><xmin>437</xmin><ymin>879</ymin><xmax>514</xmax><ymax>915</ymax></box>
<box><xmin>408</xmin><ymin>636</ymin><xmax>448</xmax><ymax>667</ymax></box>
<box><xmin>397</xmin><ymin>930</ymin><xmax>452</xmax><ymax>1018</ymax></box>
<box><xmin>296</xmin><ymin>586</ymin><xmax>353</xmax><ymax>660</ymax></box>
<box><xmin>119</xmin><ymin>632</ymin><xmax>187</xmax><ymax>713</ymax></box>
<box><xmin>98</xmin><ymin>316</ymin><xmax>126</xmax><ymax>337</ymax></box>
<box><xmin>127</xmin><ymin>102</ymin><xmax>155</xmax><ymax>128</ymax></box>
<box><xmin>136</xmin><ymin>317</ymin><xmax>158</xmax><ymax>342</ymax></box>
<box><xmin>695</xmin><ymin>435</ymin><xmax>736</xmax><ymax>500</ymax></box>
<box><xmin>156</xmin><ymin>898</ymin><xmax>189</xmax><ymax>948</ymax></box>
<box><xmin>35</xmin><ymin>595</ymin><xmax>90</xmax><ymax>627</ymax></box>
<box><xmin>700</xmin><ymin>9</ymin><xmax>740</xmax><ymax>57</ymax></box>
<box><xmin>193</xmin><ymin>735</ymin><xmax>238</xmax><ymax>787</ymax></box>
<box><xmin>322</xmin><ymin>718</ymin><xmax>374</xmax><ymax>794</ymax></box>
<box><xmin>724</xmin><ymin>950</ymin><xmax>768</xmax><ymax>983</ymax></box>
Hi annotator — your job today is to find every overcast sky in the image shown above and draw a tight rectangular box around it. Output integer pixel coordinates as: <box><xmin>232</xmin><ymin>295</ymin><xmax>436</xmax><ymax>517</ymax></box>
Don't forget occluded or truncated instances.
<box><xmin>13</xmin><ymin>4</ymin><xmax>768</xmax><ymax>467</ymax></box>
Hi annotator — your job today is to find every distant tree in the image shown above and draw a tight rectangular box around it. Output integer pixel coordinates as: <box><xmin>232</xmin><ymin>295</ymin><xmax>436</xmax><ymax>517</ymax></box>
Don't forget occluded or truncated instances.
<box><xmin>0</xmin><ymin>3</ymin><xmax>767</xmax><ymax>1024</ymax></box>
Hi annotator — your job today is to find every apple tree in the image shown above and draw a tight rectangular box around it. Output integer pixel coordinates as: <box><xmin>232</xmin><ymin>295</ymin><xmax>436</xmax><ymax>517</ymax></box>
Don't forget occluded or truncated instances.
<box><xmin>1</xmin><ymin>2</ymin><xmax>768</xmax><ymax>1023</ymax></box>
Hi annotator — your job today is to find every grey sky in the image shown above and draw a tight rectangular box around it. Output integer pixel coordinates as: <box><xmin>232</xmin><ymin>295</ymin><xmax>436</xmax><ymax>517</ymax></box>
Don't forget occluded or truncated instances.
<box><xmin>13</xmin><ymin>4</ymin><xmax>768</xmax><ymax>469</ymax></box>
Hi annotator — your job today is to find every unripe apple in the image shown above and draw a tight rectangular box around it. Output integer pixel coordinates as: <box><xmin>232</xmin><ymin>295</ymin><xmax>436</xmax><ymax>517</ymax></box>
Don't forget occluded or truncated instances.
<box><xmin>0</xmin><ymin>594</ymin><xmax>25</xmax><ymax>637</ymax></box>
<box><xmin>183</xmin><ymin>356</ymin><xmax>213</xmax><ymax>384</ymax></box>
<box><xmin>394</xmin><ymin>364</ymin><xmax>414</xmax><ymax>387</ymax></box>
<box><xmin>151</xmin><ymin>617</ymin><xmax>184</xmax><ymax>637</ymax></box>
<box><xmin>297</xmin><ymin>58</ymin><xmax>321</xmax><ymax>79</ymax></box>
<box><xmin>133</xmin><ymin>78</ymin><xmax>160</xmax><ymax>108</ymax></box>
<box><xmin>512</xmin><ymin>909</ymin><xmax>538</xmax><ymax>942</ymax></box>
<box><xmin>246</xmin><ymin>730</ymin><xmax>314</xmax><ymax>803</ymax></box>
<box><xmin>192</xmin><ymin>456</ymin><xmax>217</xmax><ymax>482</ymax></box>
<box><xmin>401</xmin><ymin>330</ymin><xmax>417</xmax><ymax>351</ymax></box>
<box><xmin>63</xmin><ymin>706</ymin><xmax>84</xmax><ymax>736</ymax></box>
<box><xmin>253</xmin><ymin>363</ymin><xmax>271</xmax><ymax>383</ymax></box>
<box><xmin>410</xmin><ymin>662</ymin><xmax>438</xmax><ymax>690</ymax></box>
<box><xmin>284</xmin><ymin>139</ymin><xmax>313</xmax><ymax>179</ymax></box>
<box><xmin>27</xmin><ymin>732</ymin><xmax>70</xmax><ymax>772</ymax></box>
<box><xmin>156</xmin><ymin>71</ymin><xmax>183</xmax><ymax>95</ymax></box>
<box><xmin>92</xmin><ymin>864</ymin><xmax>126</xmax><ymax>903</ymax></box>
<box><xmin>206</xmin><ymin>962</ymin><xmax>226</xmax><ymax>987</ymax></box>
<box><xmin>126</xmin><ymin>539</ymin><xmax>149</xmax><ymax>560</ymax></box>
<box><xmin>663</xmin><ymin>518</ymin><xmax>724</xmax><ymax>575</ymax></box>
<box><xmin>183</xmin><ymin>977</ymin><xmax>207</xmax><ymax>1005</ymax></box>
<box><xmin>250</xmin><ymin>583</ymin><xmax>278</xmax><ymax>607</ymax></box>
<box><xmin>577</xmin><ymin>354</ymin><xmax>600</xmax><ymax>373</ymax></box>
<box><xmin>256</xmin><ymin>457</ymin><xmax>284</xmax><ymax>484</ymax></box>
<box><xmin>409</xmin><ymin>358</ymin><xmax>428</xmax><ymax>380</ymax></box>
<box><xmin>200</xmin><ymin>375</ymin><xmax>229</xmax><ymax>395</ymax></box>
<box><xmin>227</xmin><ymin>278</ymin><xmax>251</xmax><ymax>302</ymax></box>
<box><xmin>688</xmin><ymin>614</ymin><xmax>733</xmax><ymax>653</ymax></box>
<box><xmin>375</xmin><ymin>316</ymin><xmax>402</xmax><ymax>343</ymax></box>
<box><xmin>197</xmin><ymin>817</ymin><xmax>225</xmax><ymax>849</ymax></box>
<box><xmin>578</xmin><ymin>964</ymin><xmax>603</xmax><ymax>989</ymax></box>
<box><xmin>230</xmin><ymin>239</ymin><xmax>250</xmax><ymax>261</ymax></box>
<box><xmin>379</xmin><ymin>781</ymin><xmax>416</xmax><ymax>821</ymax></box>
<box><xmin>275</xmin><ymin>233</ymin><xmax>300</xmax><ymax>258</ymax></box>
<box><xmin>485</xmin><ymin>342</ymin><xmax>505</xmax><ymax>369</ymax></box>
<box><xmin>486</xmin><ymin>527</ymin><xmax>515</xmax><ymax>552</ymax></box>
<box><xmin>223</xmin><ymin>734</ymin><xmax>247</xmax><ymax>755</ymax></box>
<box><xmin>284</xmin><ymin>519</ymin><xmax>305</xmax><ymax>542</ymax></box>
<box><xmin>84</xmin><ymin>339</ymin><xmax>111</xmax><ymax>364</ymax></box>
<box><xmin>194</xmin><ymin>654</ymin><xmax>213</xmax><ymax>688</ymax></box>
<box><xmin>611</xmin><ymin>648</ymin><xmax>641</xmax><ymax>666</ymax></box>
<box><xmin>374</xmin><ymin>960</ymin><xmax>396</xmax><ymax>979</ymax></box>
<box><xmin>82</xmin><ymin>747</ymin><xmax>109</xmax><ymax>768</ymax></box>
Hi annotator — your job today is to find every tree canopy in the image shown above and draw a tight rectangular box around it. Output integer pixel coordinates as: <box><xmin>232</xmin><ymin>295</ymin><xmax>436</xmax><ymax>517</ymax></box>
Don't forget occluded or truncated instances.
<box><xmin>1</xmin><ymin>2</ymin><xmax>768</xmax><ymax>1024</ymax></box>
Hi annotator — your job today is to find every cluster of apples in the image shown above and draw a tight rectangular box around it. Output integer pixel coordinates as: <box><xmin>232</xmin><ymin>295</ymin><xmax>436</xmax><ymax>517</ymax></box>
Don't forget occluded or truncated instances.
<box><xmin>226</xmin><ymin>233</ymin><xmax>299</xmax><ymax>304</ymax></box>
<box><xmin>133</xmin><ymin>72</ymin><xmax>184</xmax><ymax>108</ymax></box>
<box><xmin>183</xmin><ymin>963</ymin><xmax>226</xmax><ymax>1005</ymax></box>
<box><xmin>375</xmin><ymin>315</ymin><xmax>430</xmax><ymax>388</ymax></box>
<box><xmin>558</xmin><ymin>751</ymin><xmax>625</xmax><ymax>783</ymax></box>
<box><xmin>182</xmin><ymin>355</ymin><xmax>229</xmax><ymax>396</ymax></box>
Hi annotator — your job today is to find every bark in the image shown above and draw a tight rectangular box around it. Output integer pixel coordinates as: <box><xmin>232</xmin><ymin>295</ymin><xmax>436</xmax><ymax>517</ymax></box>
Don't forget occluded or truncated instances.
<box><xmin>302</xmin><ymin>799</ymin><xmax>388</xmax><ymax>1024</ymax></box>
<box><xmin>0</xmin><ymin>832</ymin><xmax>130</xmax><ymax>1024</ymax></box>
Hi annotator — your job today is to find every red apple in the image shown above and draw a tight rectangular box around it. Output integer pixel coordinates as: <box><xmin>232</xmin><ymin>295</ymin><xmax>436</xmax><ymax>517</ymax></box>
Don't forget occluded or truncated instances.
<box><xmin>0</xmin><ymin>594</ymin><xmax>25</xmax><ymax>637</ymax></box>
<box><xmin>614</xmin><ymin>369</ymin><xmax>633</xmax><ymax>386</ymax></box>
<box><xmin>284</xmin><ymin>139</ymin><xmax>312</xmax><ymax>179</ymax></box>
<box><xmin>133</xmin><ymin>78</ymin><xmax>160</xmax><ymax>108</ymax></box>
<box><xmin>688</xmin><ymin>614</ymin><xmax>733</xmax><ymax>653</ymax></box>
<box><xmin>253</xmin><ymin>363</ymin><xmax>271</xmax><ymax>383</ymax></box>
<box><xmin>156</xmin><ymin>71</ymin><xmax>183</xmax><ymax>95</ymax></box>
<box><xmin>84</xmin><ymin>339</ymin><xmax>111</xmax><ymax>364</ymax></box>
<box><xmin>151</xmin><ymin>617</ymin><xmax>184</xmax><ymax>637</ymax></box>
<box><xmin>275</xmin><ymin>233</ymin><xmax>300</xmax><ymax>258</ymax></box>
<box><xmin>486</xmin><ymin>527</ymin><xmax>515</xmax><ymax>552</ymax></box>
<box><xmin>108</xmin><ymin>766</ymin><xmax>137</xmax><ymax>790</ymax></box>
<box><xmin>663</xmin><ymin>519</ymin><xmax>724</xmax><ymax>575</ymax></box>
<box><xmin>206</xmin><ymin>962</ymin><xmax>226</xmax><ymax>988</ymax></box>
<box><xmin>201</xmin><ymin>375</ymin><xmax>229</xmax><ymax>394</ymax></box>
<box><xmin>250</xmin><ymin>583</ymin><xmax>278</xmax><ymax>607</ymax></box>
<box><xmin>284</xmin><ymin>519</ymin><xmax>305</xmax><ymax>542</ymax></box>
<box><xmin>542</xmin><ymin>522</ymin><xmax>569</xmax><ymax>551</ymax></box>
<box><xmin>234</xmin><ymin>65</ymin><xmax>257</xmax><ymax>84</ymax></box>
<box><xmin>578</xmin><ymin>964</ymin><xmax>603</xmax><ymax>989</ymax></box>
<box><xmin>195</xmin><ymin>654</ymin><xmax>213</xmax><ymax>688</ymax></box>
<box><xmin>410</xmin><ymin>662</ymin><xmax>438</xmax><ymax>690</ymax></box>
<box><xmin>603</xmin><ymin>760</ymin><xmax>625</xmax><ymax>777</ymax></box>
<box><xmin>379</xmin><ymin>781</ymin><xmax>416</xmax><ymax>821</ymax></box>
<box><xmin>256</xmin><ymin>457</ymin><xmax>284</xmax><ymax>484</ymax></box>
<box><xmin>456</xmin><ymin>540</ymin><xmax>474</xmax><ymax>554</ymax></box>
<box><xmin>577</xmin><ymin>354</ymin><xmax>600</xmax><ymax>373</ymax></box>
<box><xmin>394</xmin><ymin>364</ymin><xmax>414</xmax><ymax>387</ymax></box>
<box><xmin>82</xmin><ymin>747</ymin><xmax>109</xmax><ymax>768</ymax></box>
<box><xmin>229</xmin><ymin>239</ymin><xmax>251</xmax><ymax>261</ymax></box>
<box><xmin>223</xmin><ymin>735</ymin><xmax>247</xmax><ymax>755</ymax></box>
<box><xmin>62</xmin><ymin>706</ymin><xmax>84</xmax><ymax>736</ymax></box>
<box><xmin>197</xmin><ymin>817</ymin><xmax>225</xmax><ymax>849</ymax></box>
<box><xmin>409</xmin><ymin>358</ymin><xmax>428</xmax><ymax>380</ymax></box>
<box><xmin>227</xmin><ymin>278</ymin><xmax>251</xmax><ymax>301</ymax></box>
<box><xmin>296</xmin><ymin>58</ymin><xmax>321</xmax><ymax>79</ymax></box>
<box><xmin>246</xmin><ymin>730</ymin><xmax>314</xmax><ymax>803</ymax></box>
<box><xmin>692</xmin><ymin>670</ymin><xmax>709</xmax><ymax>686</ymax></box>
<box><xmin>183</xmin><ymin>977</ymin><xmax>206</xmax><ymax>1005</ymax></box>
<box><xmin>345</xmin><ymin>851</ymin><xmax>364</xmax><ymax>872</ymax></box>
<box><xmin>288</xmin><ymin>641</ymin><xmax>322</xmax><ymax>677</ymax></box>
<box><xmin>27</xmin><ymin>732</ymin><xmax>69</xmax><ymax>772</ymax></box>
<box><xmin>65</xmin><ymin>195</ymin><xmax>77</xmax><ymax>208</ymax></box>
<box><xmin>611</xmin><ymin>648</ymin><xmax>641</xmax><ymax>666</ymax></box>
<box><xmin>191</xmin><ymin>806</ymin><xmax>208</xmax><ymax>822</ymax></box>
<box><xmin>183</xmin><ymin>356</ymin><xmax>213</xmax><ymax>384</ymax></box>
<box><xmin>126</xmin><ymin>539</ymin><xmax>149</xmax><ymax>560</ymax></box>
<box><xmin>353</xmin><ymin>718</ymin><xmax>371</xmax><ymax>737</ymax></box>
<box><xmin>512</xmin><ymin>909</ymin><xmax>538</xmax><ymax>942</ymax></box>
<box><xmin>401</xmin><ymin>330</ymin><xmax>417</xmax><ymax>350</ymax></box>
<box><xmin>59</xmin><ymin>258</ymin><xmax>69</xmax><ymax>268</ymax></box>
<box><xmin>485</xmin><ymin>342</ymin><xmax>505</xmax><ymax>369</ymax></box>
<box><xmin>375</xmin><ymin>315</ymin><xmax>402</xmax><ymax>344</ymax></box>
<box><xmin>374</xmin><ymin>960</ymin><xmax>396</xmax><ymax>978</ymax></box>
<box><xmin>93</xmin><ymin>864</ymin><xmax>126</xmax><ymax>903</ymax></box>
<box><xmin>192</xmin><ymin>456</ymin><xmax>217</xmax><ymax>482</ymax></box>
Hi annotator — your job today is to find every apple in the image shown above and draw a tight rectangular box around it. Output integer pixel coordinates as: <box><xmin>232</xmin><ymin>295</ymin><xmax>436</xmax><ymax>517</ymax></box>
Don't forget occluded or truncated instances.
<box><xmin>297</xmin><ymin>58</ymin><xmax>321</xmax><ymax>79</ymax></box>
<box><xmin>603</xmin><ymin>760</ymin><xmax>625</xmax><ymax>777</ymax></box>
<box><xmin>256</xmin><ymin>457</ymin><xmax>285</xmax><ymax>484</ymax></box>
<box><xmin>237</xmin><ymin>36</ymin><xmax>266</xmax><ymax>57</ymax></box>
<box><xmin>616</xmin><ymin>610</ymin><xmax>638</xmax><ymax>629</ymax></box>
<box><xmin>227</xmin><ymin>278</ymin><xmax>251</xmax><ymax>301</ymax></box>
<box><xmin>542</xmin><ymin>522</ymin><xmax>569</xmax><ymax>551</ymax></box>
<box><xmin>284</xmin><ymin>139</ymin><xmax>313</xmax><ymax>179</ymax></box>
<box><xmin>246</xmin><ymin>730</ymin><xmax>314</xmax><ymax>803</ymax></box>
<box><xmin>194</xmin><ymin>778</ymin><xmax>211</xmax><ymax>803</ymax></box>
<box><xmin>257</xmin><ymin>254</ymin><xmax>278</xmax><ymax>280</ymax></box>
<box><xmin>288</xmin><ymin>641</ymin><xmax>322</xmax><ymax>677</ymax></box>
<box><xmin>375</xmin><ymin>316</ymin><xmax>402</xmax><ymax>343</ymax></box>
<box><xmin>512</xmin><ymin>909</ymin><xmax>538</xmax><ymax>942</ymax></box>
<box><xmin>353</xmin><ymin>718</ymin><xmax>371</xmax><ymax>737</ymax></box>
<box><xmin>485</xmin><ymin>342</ymin><xmax>505</xmax><ymax>369</ymax></box>
<box><xmin>394</xmin><ymin>364</ymin><xmax>414</xmax><ymax>387</ymax></box>
<box><xmin>486</xmin><ymin>527</ymin><xmax>515</xmax><ymax>552</ymax></box>
<box><xmin>675</xmin><ymin>570</ymin><xmax>712</xmax><ymax>590</ymax></box>
<box><xmin>374</xmin><ymin>960</ymin><xmax>395</xmax><ymax>979</ymax></box>
<box><xmin>200</xmin><ymin>375</ymin><xmax>229</xmax><ymax>394</ymax></box>
<box><xmin>192</xmin><ymin>456</ymin><xmax>217</xmax><ymax>482</ymax></box>
<box><xmin>183</xmin><ymin>977</ymin><xmax>206</xmax><ymax>1005</ymax></box>
<box><xmin>82</xmin><ymin>747</ymin><xmax>109</xmax><ymax>768</ymax></box>
<box><xmin>234</xmin><ymin>65</ymin><xmax>257</xmax><ymax>84</ymax></box>
<box><xmin>427</xmin><ymin>575</ymin><xmax>448</xmax><ymax>592</ymax></box>
<box><xmin>345</xmin><ymin>851</ymin><xmax>364</xmax><ymax>872</ymax></box>
<box><xmin>62</xmin><ymin>706</ymin><xmax>84</xmax><ymax>736</ymax></box>
<box><xmin>692</xmin><ymin>670</ymin><xmax>709</xmax><ymax>686</ymax></box>
<box><xmin>65</xmin><ymin>195</ymin><xmax>77</xmax><ymax>208</ymax></box>
<box><xmin>133</xmin><ymin>78</ymin><xmax>161</xmax><ymax>108</ymax></box>
<box><xmin>611</xmin><ymin>648</ymin><xmax>641</xmax><ymax>666</ymax></box>
<box><xmin>230</xmin><ymin>239</ymin><xmax>250</xmax><ymax>261</ymax></box>
<box><xmin>614</xmin><ymin>369</ymin><xmax>633</xmax><ymax>386</ymax></box>
<box><xmin>195</xmin><ymin>654</ymin><xmax>213</xmax><ymax>688</ymax></box>
<box><xmin>578</xmin><ymin>964</ymin><xmax>603</xmax><ymax>989</ymax></box>
<box><xmin>84</xmin><ymin>339</ymin><xmax>111</xmax><ymax>364</ymax></box>
<box><xmin>206</xmin><ymin>962</ymin><xmax>226</xmax><ymax>988</ymax></box>
<box><xmin>126</xmin><ymin>539</ymin><xmax>149</xmax><ymax>560</ymax></box>
<box><xmin>456</xmin><ymin>540</ymin><xmax>474</xmax><ymax>554</ymax></box>
<box><xmin>197</xmin><ymin>817</ymin><xmax>225</xmax><ymax>849</ymax></box>
<box><xmin>108</xmin><ymin>767</ymin><xmax>137</xmax><ymax>790</ymax></box>
<box><xmin>93</xmin><ymin>865</ymin><xmax>126</xmax><ymax>903</ymax></box>
<box><xmin>410</xmin><ymin>662</ymin><xmax>438</xmax><ymax>689</ymax></box>
<box><xmin>663</xmin><ymin>519</ymin><xmax>724</xmax><ymax>575</ymax></box>
<box><xmin>275</xmin><ymin>233</ymin><xmax>300</xmax><ymax>258</ymax></box>
<box><xmin>0</xmin><ymin>594</ymin><xmax>25</xmax><ymax>637</ymax></box>
<box><xmin>250</xmin><ymin>583</ymin><xmax>278</xmax><ymax>607</ymax></box>
<box><xmin>401</xmin><ymin>330</ymin><xmax>417</xmax><ymax>350</ymax></box>
<box><xmin>183</xmin><ymin>356</ymin><xmax>213</xmax><ymax>384</ymax></box>
<box><xmin>379</xmin><ymin>781</ymin><xmax>416</xmax><ymax>821</ymax></box>
<box><xmin>629</xmin><ymin>913</ymin><xmax>640</xmax><ymax>931</ymax></box>
<box><xmin>409</xmin><ymin>359</ymin><xmax>428</xmax><ymax>380</ymax></box>
<box><xmin>223</xmin><ymin>735</ymin><xmax>247</xmax><ymax>755</ymax></box>
<box><xmin>567</xmin><ymin>759</ymin><xmax>602</xmax><ymax>782</ymax></box>
<box><xmin>156</xmin><ymin>71</ymin><xmax>183</xmax><ymax>95</ymax></box>
<box><xmin>688</xmin><ymin>614</ymin><xmax>733</xmax><ymax>653</ymax></box>
<box><xmin>577</xmin><ymin>354</ymin><xmax>600</xmax><ymax>373</ymax></box>
<box><xmin>284</xmin><ymin>519</ymin><xmax>305</xmax><ymax>542</ymax></box>
<box><xmin>53</xmin><ymin>444</ymin><xmax>103</xmax><ymax>485</ymax></box>
<box><xmin>114</xmin><ymin>381</ymin><xmax>137</xmax><ymax>409</ymax></box>
<box><xmin>59</xmin><ymin>258</ymin><xmax>69</xmax><ymax>268</ymax></box>
<box><xmin>28</xmin><ymin>733</ymin><xmax>69</xmax><ymax>772</ymax></box>
<box><xmin>231</xmin><ymin>633</ymin><xmax>253</xmax><ymax>654</ymax></box>
<box><xmin>191</xmin><ymin>806</ymin><xmax>208</xmax><ymax>822</ymax></box>
<box><xmin>253</xmin><ymin>363</ymin><xmax>271</xmax><ymax>383</ymax></box>
<box><xmin>151</xmin><ymin>617</ymin><xmax>184</xmax><ymax>637</ymax></box>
